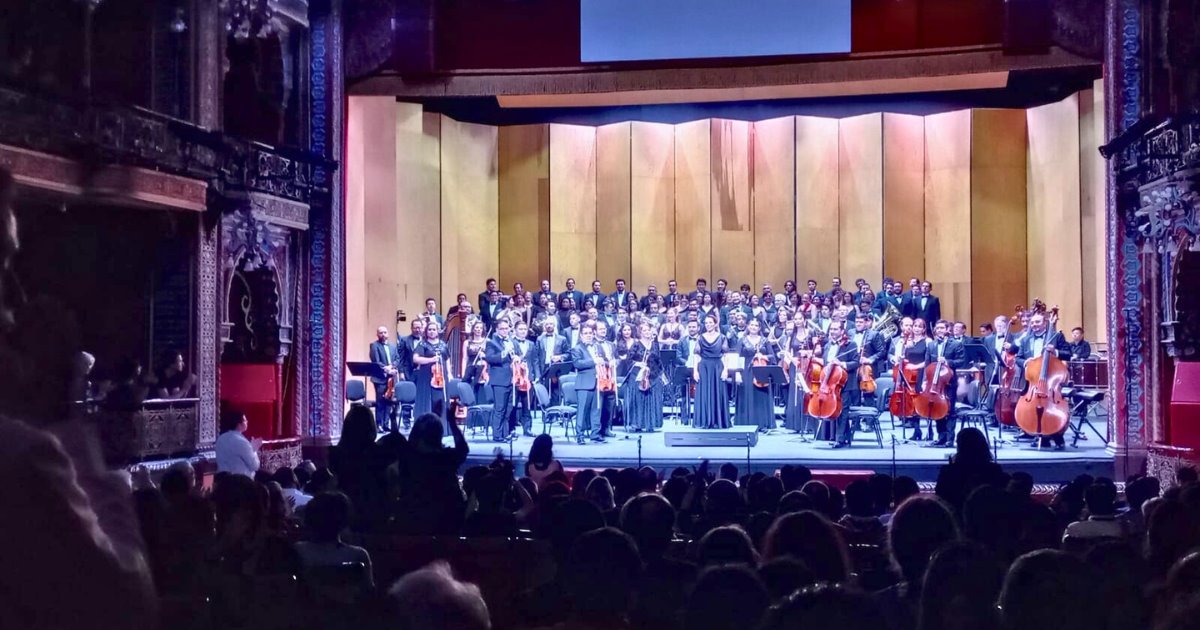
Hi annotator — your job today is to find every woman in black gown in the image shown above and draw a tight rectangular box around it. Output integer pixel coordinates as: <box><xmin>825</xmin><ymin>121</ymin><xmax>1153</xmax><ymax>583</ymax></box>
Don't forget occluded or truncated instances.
<box><xmin>692</xmin><ymin>315</ymin><xmax>730</xmax><ymax>429</ymax></box>
<box><xmin>625</xmin><ymin>322</ymin><xmax>664</xmax><ymax>432</ymax></box>
<box><xmin>463</xmin><ymin>319</ymin><xmax>492</xmax><ymax>404</ymax></box>
<box><xmin>412</xmin><ymin>319</ymin><xmax>449</xmax><ymax>431</ymax></box>
<box><xmin>734</xmin><ymin>318</ymin><xmax>777</xmax><ymax>432</ymax></box>
<box><xmin>899</xmin><ymin>317</ymin><xmax>932</xmax><ymax>441</ymax></box>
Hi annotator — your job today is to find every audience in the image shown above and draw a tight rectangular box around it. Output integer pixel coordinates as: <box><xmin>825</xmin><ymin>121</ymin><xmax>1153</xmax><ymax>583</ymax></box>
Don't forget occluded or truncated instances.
<box><xmin>295</xmin><ymin>491</ymin><xmax>375</xmax><ymax>589</ymax></box>
<box><xmin>388</xmin><ymin>560</ymin><xmax>490</xmax><ymax>630</ymax></box>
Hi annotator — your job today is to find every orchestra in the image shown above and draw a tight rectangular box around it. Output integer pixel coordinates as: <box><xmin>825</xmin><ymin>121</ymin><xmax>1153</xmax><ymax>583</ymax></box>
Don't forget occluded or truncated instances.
<box><xmin>367</xmin><ymin>275</ymin><xmax>1104</xmax><ymax>450</ymax></box>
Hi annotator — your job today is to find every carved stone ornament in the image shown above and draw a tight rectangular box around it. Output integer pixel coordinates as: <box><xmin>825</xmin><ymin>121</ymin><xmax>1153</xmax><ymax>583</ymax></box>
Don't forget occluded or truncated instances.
<box><xmin>220</xmin><ymin>206</ymin><xmax>296</xmax><ymax>362</ymax></box>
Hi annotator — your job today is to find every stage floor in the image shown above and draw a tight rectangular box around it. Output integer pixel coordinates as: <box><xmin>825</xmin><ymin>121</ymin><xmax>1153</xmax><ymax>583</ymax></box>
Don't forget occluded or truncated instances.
<box><xmin>460</xmin><ymin>414</ymin><xmax>1114</xmax><ymax>483</ymax></box>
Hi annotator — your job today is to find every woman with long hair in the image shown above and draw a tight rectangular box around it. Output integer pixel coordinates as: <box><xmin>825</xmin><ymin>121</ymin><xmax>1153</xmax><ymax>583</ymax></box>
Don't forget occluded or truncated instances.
<box><xmin>463</xmin><ymin>318</ymin><xmax>492</xmax><ymax>403</ymax></box>
<box><xmin>524</xmin><ymin>433</ymin><xmax>564</xmax><ymax>489</ymax></box>
<box><xmin>394</xmin><ymin>411</ymin><xmax>470</xmax><ymax>534</ymax></box>
<box><xmin>411</xmin><ymin>319</ymin><xmax>449</xmax><ymax>430</ymax></box>
<box><xmin>734</xmin><ymin>318</ymin><xmax>776</xmax><ymax>432</ymax></box>
<box><xmin>693</xmin><ymin>315</ymin><xmax>731</xmax><ymax>429</ymax></box>
<box><xmin>626</xmin><ymin>322</ymin><xmax>665</xmax><ymax>432</ymax></box>
<box><xmin>657</xmin><ymin>306</ymin><xmax>682</xmax><ymax>349</ymax></box>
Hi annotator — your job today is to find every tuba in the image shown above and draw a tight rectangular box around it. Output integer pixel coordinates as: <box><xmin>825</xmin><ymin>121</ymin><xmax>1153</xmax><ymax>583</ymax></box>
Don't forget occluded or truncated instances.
<box><xmin>873</xmin><ymin>301</ymin><xmax>901</xmax><ymax>340</ymax></box>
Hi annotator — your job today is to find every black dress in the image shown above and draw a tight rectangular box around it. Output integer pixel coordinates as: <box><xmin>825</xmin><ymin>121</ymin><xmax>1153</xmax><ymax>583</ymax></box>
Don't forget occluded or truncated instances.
<box><xmin>413</xmin><ymin>339</ymin><xmax>448</xmax><ymax>429</ymax></box>
<box><xmin>734</xmin><ymin>336</ymin><xmax>776</xmax><ymax>431</ymax></box>
<box><xmin>693</xmin><ymin>333</ymin><xmax>731</xmax><ymax>429</ymax></box>
<box><xmin>625</xmin><ymin>339</ymin><xmax>664</xmax><ymax>431</ymax></box>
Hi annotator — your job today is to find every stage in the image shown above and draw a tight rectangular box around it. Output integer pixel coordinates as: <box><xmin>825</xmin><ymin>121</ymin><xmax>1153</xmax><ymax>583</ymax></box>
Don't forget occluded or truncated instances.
<box><xmin>460</xmin><ymin>412</ymin><xmax>1115</xmax><ymax>483</ymax></box>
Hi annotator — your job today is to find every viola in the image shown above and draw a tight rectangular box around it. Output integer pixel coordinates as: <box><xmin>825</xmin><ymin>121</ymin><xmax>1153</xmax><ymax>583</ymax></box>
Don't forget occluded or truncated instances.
<box><xmin>913</xmin><ymin>344</ymin><xmax>953</xmax><ymax>421</ymax></box>
<box><xmin>808</xmin><ymin>340</ymin><xmax>848</xmax><ymax>419</ymax></box>
<box><xmin>431</xmin><ymin>350</ymin><xmax>446</xmax><ymax>389</ymax></box>
<box><xmin>1015</xmin><ymin>306</ymin><xmax>1071</xmax><ymax>437</ymax></box>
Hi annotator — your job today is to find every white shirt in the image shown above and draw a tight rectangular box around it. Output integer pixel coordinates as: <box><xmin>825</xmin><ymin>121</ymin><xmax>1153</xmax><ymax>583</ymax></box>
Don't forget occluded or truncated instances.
<box><xmin>282</xmin><ymin>487</ymin><xmax>312</xmax><ymax>508</ymax></box>
<box><xmin>215</xmin><ymin>430</ymin><xmax>260</xmax><ymax>477</ymax></box>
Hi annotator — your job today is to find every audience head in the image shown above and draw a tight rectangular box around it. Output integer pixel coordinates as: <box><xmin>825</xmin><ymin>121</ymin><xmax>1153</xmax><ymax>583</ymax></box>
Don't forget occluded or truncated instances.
<box><xmin>304</xmin><ymin>491</ymin><xmax>352</xmax><ymax>543</ymax></box>
<box><xmin>548</xmin><ymin>499</ymin><xmax>606</xmax><ymax>559</ymax></box>
<box><xmin>757</xmin><ymin>557</ymin><xmax>816</xmax><ymax>602</ymax></box>
<box><xmin>953</xmin><ymin>428</ymin><xmax>992</xmax><ymax>465</ymax></box>
<box><xmin>161</xmin><ymin>461</ymin><xmax>197</xmax><ymax>498</ymax></box>
<box><xmin>799</xmin><ymin>480</ymin><xmax>831</xmax><ymax>516</ymax></box>
<box><xmin>1148</xmin><ymin>500</ymin><xmax>1199</xmax><ymax>576</ymax></box>
<box><xmin>918</xmin><ymin>542</ymin><xmax>1003</xmax><ymax>630</ymax></box>
<box><xmin>748</xmin><ymin>476</ymin><xmax>785</xmax><ymax>513</ymax></box>
<box><xmin>662</xmin><ymin>476</ymin><xmax>689</xmax><ymax>509</ymax></box>
<box><xmin>868</xmin><ymin>473</ymin><xmax>894</xmax><ymax>516</ymax></box>
<box><xmin>388</xmin><ymin>561</ymin><xmax>490</xmax><ymax>630</ymax></box>
<box><xmin>998</xmin><ymin>550</ymin><xmax>1103</xmax><ymax>630</ymax></box>
<box><xmin>719</xmin><ymin>463</ymin><xmax>739</xmax><ymax>482</ymax></box>
<box><xmin>306</xmin><ymin>467</ymin><xmax>338</xmax><ymax>494</ymax></box>
<box><xmin>705</xmin><ymin>479</ymin><xmax>745</xmax><ymax>519</ymax></box>
<box><xmin>620</xmin><ymin>493</ymin><xmax>676</xmax><ymax>560</ymax></box>
<box><xmin>1084</xmin><ymin>481</ymin><xmax>1118</xmax><ymax>516</ymax></box>
<box><xmin>893</xmin><ymin>476</ymin><xmax>920</xmax><ymax>506</ymax></box>
<box><xmin>844</xmin><ymin>480</ymin><xmax>874</xmax><ymax>518</ymax></box>
<box><xmin>528</xmin><ymin>434</ymin><xmax>554</xmax><ymax>467</ymax></box>
<box><xmin>778</xmin><ymin>490</ymin><xmax>814</xmax><ymax>515</ymax></box>
<box><xmin>1177</xmin><ymin>466</ymin><xmax>1198</xmax><ymax>487</ymax></box>
<box><xmin>585</xmin><ymin>476</ymin><xmax>616</xmax><ymax>511</ymax></box>
<box><xmin>763</xmin><ymin>511</ymin><xmax>850</xmax><ymax>583</ymax></box>
<box><xmin>410</xmin><ymin>413</ymin><xmax>445</xmax><ymax>451</ymax></box>
<box><xmin>339</xmin><ymin>405</ymin><xmax>377</xmax><ymax>453</ymax></box>
<box><xmin>564</xmin><ymin>527</ymin><xmax>642</xmax><ymax>622</ymax></box>
<box><xmin>571</xmin><ymin>469</ymin><xmax>597</xmax><ymax>499</ymax></box>
<box><xmin>219</xmin><ymin>409</ymin><xmax>248</xmax><ymax>434</ymax></box>
<box><xmin>758</xmin><ymin>583</ymin><xmax>887</xmax><ymax>630</ymax></box>
<box><xmin>683</xmin><ymin>565</ymin><xmax>770</xmax><ymax>630</ymax></box>
<box><xmin>698</xmin><ymin>525</ymin><xmax>760</xmax><ymax>568</ymax></box>
<box><xmin>889</xmin><ymin>495</ymin><xmax>960</xmax><ymax>586</ymax></box>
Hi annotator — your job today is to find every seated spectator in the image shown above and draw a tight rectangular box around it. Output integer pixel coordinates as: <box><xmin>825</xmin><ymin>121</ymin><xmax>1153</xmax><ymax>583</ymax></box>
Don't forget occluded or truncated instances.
<box><xmin>525</xmin><ymin>434</ymin><xmax>565</xmax><ymax>489</ymax></box>
<box><xmin>869</xmin><ymin>473</ymin><xmax>894</xmax><ymax>517</ymax></box>
<box><xmin>762</xmin><ymin>511</ymin><xmax>850</xmax><ymax>584</ymax></box>
<box><xmin>780</xmin><ymin>464</ymin><xmax>813</xmax><ymax>493</ymax></box>
<box><xmin>563</xmin><ymin>527</ymin><xmax>643</xmax><ymax>630</ymax></box>
<box><xmin>876</xmin><ymin>495</ymin><xmax>960</xmax><ymax>630</ymax></box>
<box><xmin>211</xmin><ymin>473</ymin><xmax>300</xmax><ymax>577</ymax></box>
<box><xmin>306</xmin><ymin>467</ymin><xmax>339</xmax><ymax>495</ymax></box>
<box><xmin>883</xmin><ymin>476</ymin><xmax>921</xmax><ymax>526</ymax></box>
<box><xmin>393</xmin><ymin>412</ymin><xmax>469</xmax><ymax>535</ymax></box>
<box><xmin>214</xmin><ymin>409</ymin><xmax>262</xmax><ymax>478</ymax></box>
<box><xmin>1159</xmin><ymin>552</ymin><xmax>1200</xmax><ymax>622</ymax></box>
<box><xmin>917</xmin><ymin>542</ymin><xmax>1003</xmax><ymax>630</ymax></box>
<box><xmin>800</xmin><ymin>480</ymin><xmax>832</xmax><ymax>517</ymax></box>
<box><xmin>1063</xmin><ymin>481</ymin><xmax>1130</xmax><ymax>547</ymax></box>
<box><xmin>839</xmin><ymin>480</ymin><xmax>885</xmax><ymax>545</ymax></box>
<box><xmin>998</xmin><ymin>550</ymin><xmax>1104</xmax><ymax>630</ymax></box>
<box><xmin>1085</xmin><ymin>541</ymin><xmax>1152</xmax><ymax>630</ymax></box>
<box><xmin>622</xmin><ymin>493</ymin><xmax>698</xmax><ymax>630</ymax></box>
<box><xmin>1146</xmin><ymin>499</ymin><xmax>1197</xmax><ymax>579</ymax></box>
<box><xmin>387</xmin><ymin>560</ymin><xmax>490</xmax><ymax>630</ymax></box>
<box><xmin>698</xmin><ymin>525</ymin><xmax>759</xmax><ymax>568</ymax></box>
<box><xmin>935</xmin><ymin>428</ymin><xmax>1006</xmax><ymax>515</ymax></box>
<box><xmin>758</xmin><ymin>583</ymin><xmax>887</xmax><ymax>630</ymax></box>
<box><xmin>963</xmin><ymin>486</ymin><xmax>1022</xmax><ymax>564</ymax></box>
<box><xmin>758</xmin><ymin>557</ymin><xmax>816</xmax><ymax>602</ymax></box>
<box><xmin>571</xmin><ymin>469</ymin><xmax>598</xmax><ymax>499</ymax></box>
<box><xmin>295</xmin><ymin>491</ymin><xmax>373</xmax><ymax>589</ymax></box>
<box><xmin>462</xmin><ymin>472</ymin><xmax>521</xmax><ymax>538</ymax></box>
<box><xmin>272</xmin><ymin>466</ymin><xmax>312</xmax><ymax>510</ymax></box>
<box><xmin>683</xmin><ymin>565</ymin><xmax>770</xmax><ymax>630</ymax></box>
<box><xmin>748</xmin><ymin>475</ymin><xmax>785</xmax><ymax>514</ymax></box>
<box><xmin>778</xmin><ymin>490</ymin><xmax>814</xmax><ymax>515</ymax></box>
<box><xmin>586</xmin><ymin>475</ymin><xmax>619</xmax><ymax>524</ymax></box>
<box><xmin>1121</xmin><ymin>475</ymin><xmax>1160</xmax><ymax>536</ymax></box>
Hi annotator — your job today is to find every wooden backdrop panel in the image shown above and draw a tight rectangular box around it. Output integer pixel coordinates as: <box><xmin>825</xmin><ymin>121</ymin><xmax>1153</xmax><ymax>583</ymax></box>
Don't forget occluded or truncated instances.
<box><xmin>1079</xmin><ymin>81</ymin><xmax>1107</xmax><ymax>344</ymax></box>
<box><xmin>440</xmin><ymin>116</ymin><xmax>498</xmax><ymax>312</ymax></box>
<box><xmin>674</xmin><ymin>120</ymin><xmax>712</xmax><ymax>288</ymax></box>
<box><xmin>795</xmin><ymin>116</ymin><xmax>840</xmax><ymax>287</ymax></box>
<box><xmin>923</xmin><ymin>109</ymin><xmax>972</xmax><ymax>325</ymax></box>
<box><xmin>498</xmin><ymin>124</ymin><xmax>550</xmax><ymax>296</ymax></box>
<box><xmin>345</xmin><ymin>97</ymin><xmax>372</xmax><ymax>360</ymax></box>
<box><xmin>970</xmin><ymin>109</ymin><xmax>1028</xmax><ymax>327</ymax></box>
<box><xmin>364</xmin><ymin>99</ymin><xmax>401</xmax><ymax>345</ymax></box>
<box><xmin>631</xmin><ymin>122</ymin><xmax>676</xmax><ymax>295</ymax></box>
<box><xmin>597</xmin><ymin>122</ymin><xmax>632</xmax><ymax>291</ymax></box>
<box><xmin>1027</xmin><ymin>95</ymin><xmax>1084</xmax><ymax>333</ymax></box>
<box><xmin>711</xmin><ymin>119</ymin><xmax>755</xmax><ymax>287</ymax></box>
<box><xmin>751</xmin><ymin>116</ymin><xmax>795</xmax><ymax>290</ymax></box>
<box><xmin>882</xmin><ymin>114</ymin><xmax>925</xmax><ymax>284</ymax></box>
<box><xmin>838</xmin><ymin>113</ymin><xmax>883</xmax><ymax>290</ymax></box>
<box><xmin>549</xmin><ymin>124</ymin><xmax>598</xmax><ymax>289</ymax></box>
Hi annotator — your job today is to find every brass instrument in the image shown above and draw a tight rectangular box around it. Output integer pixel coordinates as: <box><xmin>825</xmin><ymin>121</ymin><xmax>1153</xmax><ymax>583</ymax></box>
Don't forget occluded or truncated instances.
<box><xmin>873</xmin><ymin>301</ymin><xmax>901</xmax><ymax>340</ymax></box>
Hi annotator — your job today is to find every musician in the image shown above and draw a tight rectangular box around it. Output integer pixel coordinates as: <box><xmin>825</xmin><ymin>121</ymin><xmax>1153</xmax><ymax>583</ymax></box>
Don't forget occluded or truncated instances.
<box><xmin>623</xmin><ymin>322</ymin><xmax>665</xmax><ymax>433</ymax></box>
<box><xmin>1069</xmin><ymin>327</ymin><xmax>1093</xmax><ymax>361</ymax></box>
<box><xmin>585</xmin><ymin>280</ymin><xmax>606</xmax><ymax>309</ymax></box>
<box><xmin>412</xmin><ymin>319</ymin><xmax>449</xmax><ymax>430</ymax></box>
<box><xmin>688</xmin><ymin>277</ymin><xmax>709</xmax><ymax>301</ymax></box>
<box><xmin>1010</xmin><ymin>311</ymin><xmax>1072</xmax><ymax>450</ymax></box>
<box><xmin>873</xmin><ymin>280</ymin><xmax>902</xmax><ymax>316</ymax></box>
<box><xmin>369</xmin><ymin>326</ymin><xmax>401</xmax><ymax>431</ymax></box>
<box><xmin>532</xmin><ymin>318</ymin><xmax>569</xmax><ymax>384</ymax></box>
<box><xmin>446</xmin><ymin>293</ymin><xmax>472</xmax><ymax>319</ymax></box>
<box><xmin>714</xmin><ymin>278</ymin><xmax>729</xmax><ymax>308</ymax></box>
<box><xmin>599</xmin><ymin>299</ymin><xmax>620</xmax><ymax>339</ymax></box>
<box><xmin>639</xmin><ymin>285</ymin><xmax>660</xmax><ymax>311</ymax></box>
<box><xmin>952</xmin><ymin>321</ymin><xmax>968</xmax><ymax>342</ymax></box>
<box><xmin>423</xmin><ymin>298</ymin><xmax>445</xmax><ymax>328</ymax></box>
<box><xmin>854</xmin><ymin>280</ymin><xmax>873</xmax><ymax>305</ymax></box>
<box><xmin>481</xmin><ymin>291</ymin><xmax>504</xmax><ymax>331</ymax></box>
<box><xmin>664</xmin><ymin>279</ymin><xmax>683</xmax><ymax>307</ymax></box>
<box><xmin>805</xmin><ymin>279</ymin><xmax>822</xmax><ymax>301</ymax></box>
<box><xmin>478</xmin><ymin>278</ymin><xmax>500</xmax><ymax>312</ymax></box>
<box><xmin>398</xmin><ymin>318</ymin><xmax>426</xmax><ymax>380</ymax></box>
<box><xmin>851</xmin><ymin>313</ymin><xmax>887</xmax><ymax>398</ymax></box>
<box><xmin>927</xmin><ymin>320</ymin><xmax>968</xmax><ymax>447</ymax></box>
<box><xmin>692</xmin><ymin>315</ymin><xmax>731</xmax><ymax>429</ymax></box>
<box><xmin>609</xmin><ymin>278</ymin><xmax>636</xmax><ymax>310</ymax></box>
<box><xmin>781</xmin><ymin>319</ymin><xmax>813</xmax><ymax>435</ymax></box>
<box><xmin>979</xmin><ymin>322</ymin><xmax>994</xmax><ymax>337</ymax></box>
<box><xmin>485</xmin><ymin>319</ymin><xmax>517</xmax><ymax>442</ymax></box>
<box><xmin>556</xmin><ymin>294</ymin><xmax>575</xmax><ymax>330</ymax></box>
<box><xmin>536</xmin><ymin>280</ymin><xmax>557</xmax><ymax>310</ymax></box>
<box><xmin>902</xmin><ymin>277</ymin><xmax>921</xmax><ymax>303</ymax></box>
<box><xmin>562</xmin><ymin>278</ymin><xmax>585</xmax><ymax>312</ymax></box>
<box><xmin>678</xmin><ymin>319</ymin><xmax>702</xmax><ymax>425</ymax></box>
<box><xmin>698</xmin><ymin>292</ymin><xmax>718</xmax><ymax>324</ymax></box>
<box><xmin>903</xmin><ymin>282</ymin><xmax>941</xmax><ymax>323</ymax></box>
<box><xmin>734</xmin><ymin>318</ymin><xmax>776</xmax><ymax>432</ymax></box>
<box><xmin>982</xmin><ymin>315</ymin><xmax>1015</xmax><ymax>386</ymax></box>
<box><xmin>594</xmin><ymin>321</ymin><xmax>619</xmax><ymax>439</ymax></box>
<box><xmin>569</xmin><ymin>322</ymin><xmax>602</xmax><ymax>444</ymax></box>
<box><xmin>510</xmin><ymin>321</ymin><xmax>535</xmax><ymax>437</ymax></box>
<box><xmin>463</xmin><ymin>319</ymin><xmax>492</xmax><ymax>404</ymax></box>
<box><xmin>822</xmin><ymin>321</ymin><xmax>861</xmax><ymax>449</ymax></box>
<box><xmin>563</xmin><ymin>312</ymin><xmax>582</xmax><ymax>347</ymax></box>
<box><xmin>657</xmin><ymin>307</ymin><xmax>683</xmax><ymax>348</ymax></box>
<box><xmin>895</xmin><ymin>318</ymin><xmax>932</xmax><ymax>441</ymax></box>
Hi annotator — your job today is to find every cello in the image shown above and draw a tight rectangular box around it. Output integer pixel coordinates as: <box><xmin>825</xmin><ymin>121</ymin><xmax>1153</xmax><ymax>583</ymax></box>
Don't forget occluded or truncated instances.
<box><xmin>889</xmin><ymin>332</ymin><xmax>919</xmax><ymax>418</ymax></box>
<box><xmin>1014</xmin><ymin>306</ymin><xmax>1071</xmax><ymax>437</ymax></box>
<box><xmin>808</xmin><ymin>332</ymin><xmax>849</xmax><ymax>419</ymax></box>
<box><xmin>858</xmin><ymin>336</ymin><xmax>876</xmax><ymax>394</ymax></box>
<box><xmin>913</xmin><ymin>340</ymin><xmax>952</xmax><ymax>421</ymax></box>
<box><xmin>993</xmin><ymin>309</ymin><xmax>1022</xmax><ymax>427</ymax></box>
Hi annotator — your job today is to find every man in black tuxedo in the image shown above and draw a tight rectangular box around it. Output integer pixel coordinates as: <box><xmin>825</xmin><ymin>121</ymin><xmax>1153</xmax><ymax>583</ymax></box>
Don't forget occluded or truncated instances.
<box><xmin>872</xmin><ymin>280</ymin><xmax>901</xmax><ymax>315</ymax></box>
<box><xmin>688</xmin><ymin>278</ymin><xmax>709</xmax><ymax>301</ymax></box>
<box><xmin>610</xmin><ymin>278</ymin><xmax>637</xmax><ymax>310</ymax></box>
<box><xmin>369</xmin><ymin>326</ymin><xmax>401</xmax><ymax>431</ymax></box>
<box><xmin>927</xmin><ymin>320</ymin><xmax>968</xmax><ymax>447</ymax></box>
<box><xmin>536</xmin><ymin>279</ymin><xmax>557</xmax><ymax>311</ymax></box>
<box><xmin>1010</xmin><ymin>311</ymin><xmax>1072</xmax><ymax>449</ymax></box>
<box><xmin>397</xmin><ymin>318</ymin><xmax>425</xmax><ymax>383</ymax></box>
<box><xmin>850</xmin><ymin>313</ymin><xmax>887</xmax><ymax>403</ymax></box>
<box><xmin>899</xmin><ymin>277</ymin><xmax>921</xmax><ymax>316</ymax></box>
<box><xmin>478</xmin><ymin>278</ymin><xmax>500</xmax><ymax>312</ymax></box>
<box><xmin>585</xmin><ymin>280</ymin><xmax>606</xmax><ymax>310</ymax></box>
<box><xmin>912</xmin><ymin>281</ymin><xmax>941</xmax><ymax>324</ymax></box>
<box><xmin>562</xmin><ymin>277</ymin><xmax>585</xmax><ymax>312</ymax></box>
<box><xmin>805</xmin><ymin>279</ymin><xmax>823</xmax><ymax>301</ymax></box>
<box><xmin>485</xmin><ymin>319</ymin><xmax>517</xmax><ymax>442</ymax></box>
<box><xmin>1068</xmin><ymin>327</ymin><xmax>1092</xmax><ymax>361</ymax></box>
<box><xmin>531</xmin><ymin>318</ymin><xmax>569</xmax><ymax>384</ymax></box>
<box><xmin>663</xmin><ymin>280</ymin><xmax>682</xmax><ymax>307</ymax></box>
<box><xmin>639</xmin><ymin>285</ymin><xmax>660</xmax><ymax>311</ymax></box>
<box><xmin>480</xmin><ymin>291</ymin><xmax>504</xmax><ymax>332</ymax></box>
<box><xmin>569</xmin><ymin>322</ymin><xmax>602</xmax><ymax>444</ymax></box>
<box><xmin>713</xmin><ymin>279</ymin><xmax>729</xmax><ymax>308</ymax></box>
<box><xmin>823</xmin><ymin>321</ymin><xmax>861</xmax><ymax>449</ymax></box>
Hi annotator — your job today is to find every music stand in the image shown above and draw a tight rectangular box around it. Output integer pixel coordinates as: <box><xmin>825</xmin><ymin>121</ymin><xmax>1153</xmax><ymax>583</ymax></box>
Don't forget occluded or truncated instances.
<box><xmin>963</xmin><ymin>343</ymin><xmax>990</xmax><ymax>366</ymax></box>
<box><xmin>751</xmin><ymin>365</ymin><xmax>787</xmax><ymax>389</ymax></box>
<box><xmin>542</xmin><ymin>361</ymin><xmax>574</xmax><ymax>404</ymax></box>
<box><xmin>659</xmin><ymin>348</ymin><xmax>678</xmax><ymax>368</ymax></box>
<box><xmin>671</xmin><ymin>366</ymin><xmax>693</xmax><ymax>425</ymax></box>
<box><xmin>347</xmin><ymin>361</ymin><xmax>390</xmax><ymax>426</ymax></box>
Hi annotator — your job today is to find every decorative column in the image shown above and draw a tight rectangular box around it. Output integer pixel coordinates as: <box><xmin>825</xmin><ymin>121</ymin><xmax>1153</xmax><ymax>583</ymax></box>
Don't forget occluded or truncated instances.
<box><xmin>304</xmin><ymin>0</ymin><xmax>346</xmax><ymax>449</ymax></box>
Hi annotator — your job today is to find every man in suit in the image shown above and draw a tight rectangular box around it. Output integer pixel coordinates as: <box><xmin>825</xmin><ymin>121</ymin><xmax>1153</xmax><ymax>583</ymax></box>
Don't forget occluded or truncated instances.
<box><xmin>928</xmin><ymin>320</ymin><xmax>968</xmax><ymax>447</ymax></box>
<box><xmin>369</xmin><ymin>326</ymin><xmax>401</xmax><ymax>431</ymax></box>
<box><xmin>913</xmin><ymin>281</ymin><xmax>941</xmax><ymax>324</ymax></box>
<box><xmin>563</xmin><ymin>312</ymin><xmax>582</xmax><ymax>348</ymax></box>
<box><xmin>663</xmin><ymin>280</ymin><xmax>682</xmax><ymax>307</ymax></box>
<box><xmin>532</xmin><ymin>318</ymin><xmax>569</xmax><ymax>384</ymax></box>
<box><xmin>899</xmin><ymin>277</ymin><xmax>921</xmax><ymax>316</ymax></box>
<box><xmin>873</xmin><ymin>280</ymin><xmax>903</xmax><ymax>316</ymax></box>
<box><xmin>594</xmin><ymin>320</ymin><xmax>618</xmax><ymax>439</ymax></box>
<box><xmin>639</xmin><ymin>285</ymin><xmax>660</xmax><ymax>311</ymax></box>
<box><xmin>851</xmin><ymin>313</ymin><xmax>887</xmax><ymax>403</ymax></box>
<box><xmin>823</xmin><ymin>321</ymin><xmax>861</xmax><ymax>449</ymax></box>
<box><xmin>688</xmin><ymin>278</ymin><xmax>709</xmax><ymax>301</ymax></box>
<box><xmin>1068</xmin><ymin>327</ymin><xmax>1092</xmax><ymax>361</ymax></box>
<box><xmin>713</xmin><ymin>278</ymin><xmax>729</xmax><ymax>308</ymax></box>
<box><xmin>609</xmin><ymin>278</ymin><xmax>637</xmax><ymax>310</ymax></box>
<box><xmin>805</xmin><ymin>279</ymin><xmax>823</xmax><ymax>301</ymax></box>
<box><xmin>562</xmin><ymin>277</ymin><xmax>585</xmax><ymax>313</ymax></box>
<box><xmin>536</xmin><ymin>279</ymin><xmax>557</xmax><ymax>312</ymax></box>
<box><xmin>485</xmin><ymin>319</ymin><xmax>517</xmax><ymax>442</ymax></box>
<box><xmin>585</xmin><ymin>280</ymin><xmax>606</xmax><ymax>309</ymax></box>
<box><xmin>1010</xmin><ymin>311</ymin><xmax>1072</xmax><ymax>450</ymax></box>
<box><xmin>422</xmin><ymin>298</ymin><xmax>445</xmax><ymax>329</ymax></box>
<box><xmin>677</xmin><ymin>319</ymin><xmax>701</xmax><ymax>425</ymax></box>
<box><xmin>511</xmin><ymin>321</ymin><xmax>535</xmax><ymax>437</ymax></box>
<box><xmin>478</xmin><ymin>278</ymin><xmax>500</xmax><ymax>312</ymax></box>
<box><xmin>569</xmin><ymin>321</ymin><xmax>602</xmax><ymax>444</ymax></box>
<box><xmin>481</xmin><ymin>291</ymin><xmax>504</xmax><ymax>332</ymax></box>
<box><xmin>981</xmin><ymin>314</ymin><xmax>1015</xmax><ymax>386</ymax></box>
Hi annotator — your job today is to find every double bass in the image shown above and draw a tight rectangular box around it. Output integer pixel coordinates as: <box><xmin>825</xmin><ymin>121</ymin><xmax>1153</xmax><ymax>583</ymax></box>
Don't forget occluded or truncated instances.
<box><xmin>889</xmin><ymin>332</ymin><xmax>919</xmax><ymax>418</ymax></box>
<box><xmin>808</xmin><ymin>333</ymin><xmax>849</xmax><ymax>419</ymax></box>
<box><xmin>1014</xmin><ymin>306</ymin><xmax>1071</xmax><ymax>437</ymax></box>
<box><xmin>913</xmin><ymin>341</ymin><xmax>952</xmax><ymax>421</ymax></box>
<box><xmin>993</xmin><ymin>310</ymin><xmax>1021</xmax><ymax>426</ymax></box>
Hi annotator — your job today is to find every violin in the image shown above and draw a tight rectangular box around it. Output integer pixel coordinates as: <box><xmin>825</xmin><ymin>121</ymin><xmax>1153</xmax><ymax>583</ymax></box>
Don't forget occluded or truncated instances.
<box><xmin>430</xmin><ymin>347</ymin><xmax>446</xmax><ymax>390</ymax></box>
<box><xmin>595</xmin><ymin>344</ymin><xmax>616</xmax><ymax>393</ymax></box>
<box><xmin>1014</xmin><ymin>305</ymin><xmax>1071</xmax><ymax>437</ymax></box>
<box><xmin>889</xmin><ymin>332</ymin><xmax>918</xmax><ymax>418</ymax></box>
<box><xmin>638</xmin><ymin>341</ymin><xmax>654</xmax><ymax>392</ymax></box>
<box><xmin>807</xmin><ymin>334</ymin><xmax>848</xmax><ymax>419</ymax></box>
<box><xmin>913</xmin><ymin>341</ymin><xmax>953</xmax><ymax>421</ymax></box>
<box><xmin>512</xmin><ymin>355</ymin><xmax>531</xmax><ymax>393</ymax></box>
